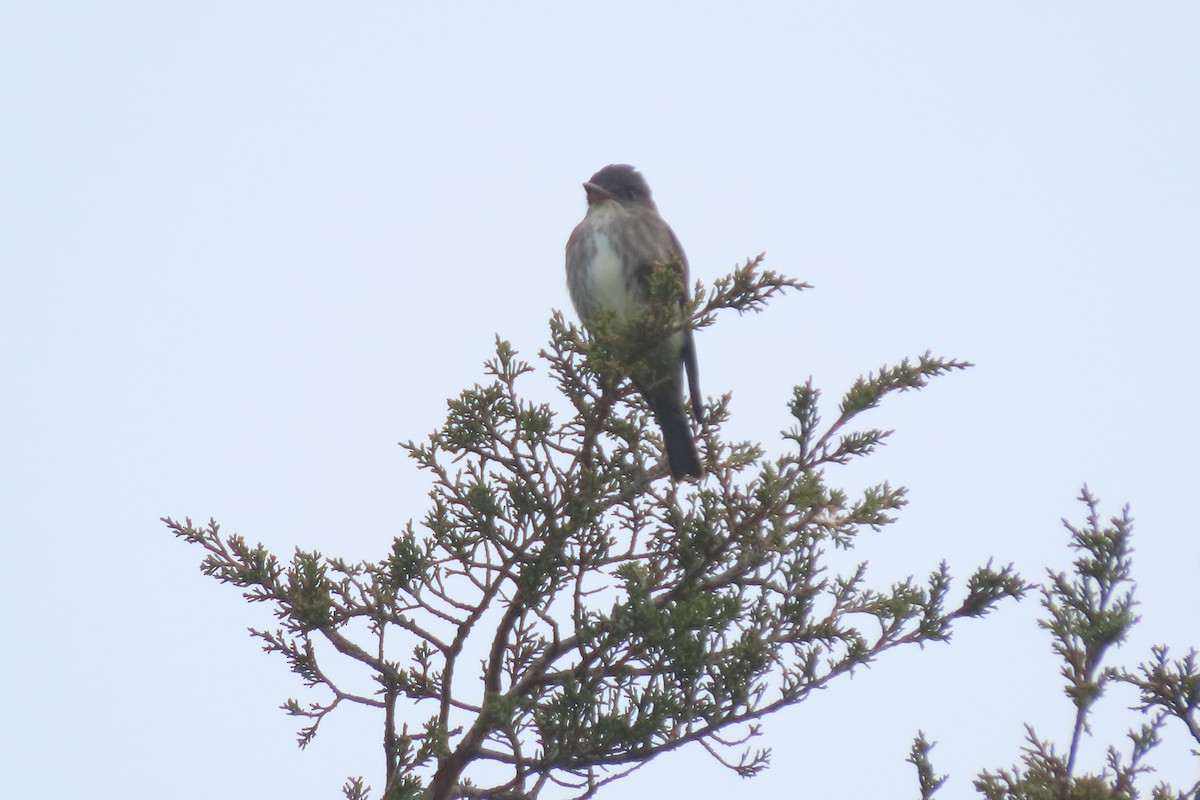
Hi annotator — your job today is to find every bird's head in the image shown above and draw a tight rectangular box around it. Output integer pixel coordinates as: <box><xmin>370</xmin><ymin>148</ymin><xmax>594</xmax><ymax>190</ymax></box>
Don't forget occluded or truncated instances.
<box><xmin>583</xmin><ymin>164</ymin><xmax>657</xmax><ymax>209</ymax></box>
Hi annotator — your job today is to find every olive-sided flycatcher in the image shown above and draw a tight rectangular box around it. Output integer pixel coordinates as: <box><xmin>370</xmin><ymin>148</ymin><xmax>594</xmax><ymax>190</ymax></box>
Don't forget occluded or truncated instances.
<box><xmin>565</xmin><ymin>164</ymin><xmax>704</xmax><ymax>480</ymax></box>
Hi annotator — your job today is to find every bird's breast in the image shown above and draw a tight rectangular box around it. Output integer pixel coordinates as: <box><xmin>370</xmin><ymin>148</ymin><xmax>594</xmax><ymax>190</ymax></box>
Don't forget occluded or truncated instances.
<box><xmin>586</xmin><ymin>230</ymin><xmax>636</xmax><ymax>320</ymax></box>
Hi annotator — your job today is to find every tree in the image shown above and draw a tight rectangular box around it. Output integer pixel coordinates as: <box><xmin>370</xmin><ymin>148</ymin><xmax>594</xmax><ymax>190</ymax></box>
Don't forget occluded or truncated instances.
<box><xmin>910</xmin><ymin>489</ymin><xmax>1200</xmax><ymax>800</ymax></box>
<box><xmin>165</xmin><ymin>257</ymin><xmax>1026</xmax><ymax>799</ymax></box>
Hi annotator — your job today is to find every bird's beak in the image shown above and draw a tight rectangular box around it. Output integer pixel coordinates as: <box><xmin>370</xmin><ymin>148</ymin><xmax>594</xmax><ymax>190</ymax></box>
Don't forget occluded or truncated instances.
<box><xmin>583</xmin><ymin>181</ymin><xmax>617</xmax><ymax>205</ymax></box>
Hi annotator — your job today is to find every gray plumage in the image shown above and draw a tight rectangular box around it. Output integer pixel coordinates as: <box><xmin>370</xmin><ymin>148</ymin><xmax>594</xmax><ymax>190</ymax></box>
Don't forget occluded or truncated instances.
<box><xmin>565</xmin><ymin>164</ymin><xmax>704</xmax><ymax>479</ymax></box>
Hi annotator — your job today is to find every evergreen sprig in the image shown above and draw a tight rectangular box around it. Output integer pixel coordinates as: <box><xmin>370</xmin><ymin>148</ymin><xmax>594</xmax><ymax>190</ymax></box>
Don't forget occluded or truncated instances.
<box><xmin>914</xmin><ymin>487</ymin><xmax>1200</xmax><ymax>800</ymax></box>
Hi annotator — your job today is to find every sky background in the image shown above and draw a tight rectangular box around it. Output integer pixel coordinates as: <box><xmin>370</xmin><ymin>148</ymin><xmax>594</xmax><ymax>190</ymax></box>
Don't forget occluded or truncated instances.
<box><xmin>3</xmin><ymin>2</ymin><xmax>1198</xmax><ymax>797</ymax></box>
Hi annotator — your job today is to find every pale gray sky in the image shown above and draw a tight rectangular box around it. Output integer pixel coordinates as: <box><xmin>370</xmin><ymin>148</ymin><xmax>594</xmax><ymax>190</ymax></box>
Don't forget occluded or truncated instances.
<box><xmin>3</xmin><ymin>3</ymin><xmax>1198</xmax><ymax>797</ymax></box>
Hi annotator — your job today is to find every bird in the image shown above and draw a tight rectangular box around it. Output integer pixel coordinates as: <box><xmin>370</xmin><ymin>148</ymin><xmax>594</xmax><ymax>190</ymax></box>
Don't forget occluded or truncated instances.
<box><xmin>565</xmin><ymin>164</ymin><xmax>704</xmax><ymax>480</ymax></box>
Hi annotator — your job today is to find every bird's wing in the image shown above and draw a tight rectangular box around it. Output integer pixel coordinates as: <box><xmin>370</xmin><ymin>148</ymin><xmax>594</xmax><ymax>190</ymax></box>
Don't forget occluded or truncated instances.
<box><xmin>682</xmin><ymin>329</ymin><xmax>703</xmax><ymax>421</ymax></box>
<box><xmin>665</xmin><ymin>227</ymin><xmax>704</xmax><ymax>421</ymax></box>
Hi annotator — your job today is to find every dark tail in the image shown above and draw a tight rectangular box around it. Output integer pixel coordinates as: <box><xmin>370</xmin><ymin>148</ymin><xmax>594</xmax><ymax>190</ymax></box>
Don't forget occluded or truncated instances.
<box><xmin>648</xmin><ymin>391</ymin><xmax>703</xmax><ymax>480</ymax></box>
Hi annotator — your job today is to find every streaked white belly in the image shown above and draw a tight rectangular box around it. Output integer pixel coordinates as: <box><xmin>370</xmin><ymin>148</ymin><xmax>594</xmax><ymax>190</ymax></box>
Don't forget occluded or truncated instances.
<box><xmin>588</xmin><ymin>231</ymin><xmax>634</xmax><ymax>320</ymax></box>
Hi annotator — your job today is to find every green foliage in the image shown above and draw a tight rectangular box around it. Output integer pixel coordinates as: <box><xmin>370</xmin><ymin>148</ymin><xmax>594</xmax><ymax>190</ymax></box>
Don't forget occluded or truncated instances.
<box><xmin>911</xmin><ymin>732</ymin><xmax>950</xmax><ymax>800</ymax></box>
<box><xmin>166</xmin><ymin>256</ymin><xmax>1026</xmax><ymax>800</ymax></box>
<box><xmin>1120</xmin><ymin>647</ymin><xmax>1200</xmax><ymax>757</ymax></box>
<box><xmin>911</xmin><ymin>488</ymin><xmax>1200</xmax><ymax>799</ymax></box>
